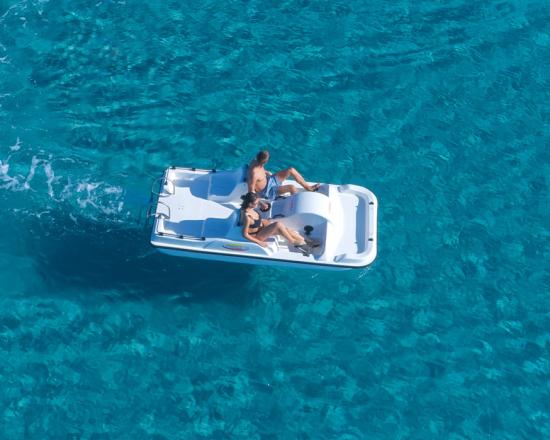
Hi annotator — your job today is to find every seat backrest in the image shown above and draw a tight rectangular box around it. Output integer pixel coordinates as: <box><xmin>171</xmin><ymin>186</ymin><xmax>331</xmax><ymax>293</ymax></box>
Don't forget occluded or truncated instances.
<box><xmin>207</xmin><ymin>166</ymin><xmax>248</xmax><ymax>203</ymax></box>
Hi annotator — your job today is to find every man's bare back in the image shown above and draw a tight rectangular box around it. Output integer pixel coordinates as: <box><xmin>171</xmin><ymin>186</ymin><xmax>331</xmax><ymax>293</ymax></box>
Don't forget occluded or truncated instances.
<box><xmin>247</xmin><ymin>159</ymin><xmax>269</xmax><ymax>194</ymax></box>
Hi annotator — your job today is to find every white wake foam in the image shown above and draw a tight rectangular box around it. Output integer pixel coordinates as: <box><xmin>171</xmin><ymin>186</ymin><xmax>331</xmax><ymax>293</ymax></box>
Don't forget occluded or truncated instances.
<box><xmin>1</xmin><ymin>142</ymin><xmax>131</xmax><ymax>223</ymax></box>
<box><xmin>9</xmin><ymin>138</ymin><xmax>22</xmax><ymax>151</ymax></box>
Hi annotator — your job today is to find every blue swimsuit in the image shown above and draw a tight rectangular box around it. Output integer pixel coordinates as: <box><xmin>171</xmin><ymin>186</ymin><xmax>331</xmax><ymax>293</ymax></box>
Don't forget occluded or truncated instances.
<box><xmin>260</xmin><ymin>174</ymin><xmax>280</xmax><ymax>200</ymax></box>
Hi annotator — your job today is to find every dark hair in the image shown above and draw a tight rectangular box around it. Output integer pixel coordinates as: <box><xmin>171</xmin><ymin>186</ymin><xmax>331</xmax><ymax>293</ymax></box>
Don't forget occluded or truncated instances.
<box><xmin>240</xmin><ymin>192</ymin><xmax>259</xmax><ymax>210</ymax></box>
<box><xmin>256</xmin><ymin>150</ymin><xmax>269</xmax><ymax>163</ymax></box>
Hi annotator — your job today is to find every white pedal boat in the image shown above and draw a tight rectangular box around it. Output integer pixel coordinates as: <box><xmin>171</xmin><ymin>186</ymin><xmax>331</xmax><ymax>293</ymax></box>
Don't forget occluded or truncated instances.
<box><xmin>148</xmin><ymin>166</ymin><xmax>377</xmax><ymax>270</ymax></box>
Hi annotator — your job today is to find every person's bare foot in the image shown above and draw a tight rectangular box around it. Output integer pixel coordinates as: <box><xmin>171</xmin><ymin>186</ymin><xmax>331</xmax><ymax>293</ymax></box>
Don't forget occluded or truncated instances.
<box><xmin>306</xmin><ymin>183</ymin><xmax>320</xmax><ymax>192</ymax></box>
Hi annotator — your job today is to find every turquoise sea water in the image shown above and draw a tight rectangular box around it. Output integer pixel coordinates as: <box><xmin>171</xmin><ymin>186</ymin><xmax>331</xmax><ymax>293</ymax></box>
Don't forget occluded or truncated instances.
<box><xmin>1</xmin><ymin>0</ymin><xmax>549</xmax><ymax>438</ymax></box>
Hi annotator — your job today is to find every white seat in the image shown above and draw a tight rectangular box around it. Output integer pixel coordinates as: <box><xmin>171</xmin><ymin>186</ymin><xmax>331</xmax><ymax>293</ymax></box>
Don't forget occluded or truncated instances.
<box><xmin>207</xmin><ymin>167</ymin><xmax>248</xmax><ymax>203</ymax></box>
<box><xmin>185</xmin><ymin>166</ymin><xmax>247</xmax><ymax>204</ymax></box>
<box><xmin>158</xmin><ymin>209</ymin><xmax>237</xmax><ymax>239</ymax></box>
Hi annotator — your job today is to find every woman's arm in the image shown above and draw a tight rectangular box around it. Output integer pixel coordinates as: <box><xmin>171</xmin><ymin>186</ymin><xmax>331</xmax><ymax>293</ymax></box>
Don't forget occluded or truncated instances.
<box><xmin>242</xmin><ymin>215</ymin><xmax>268</xmax><ymax>247</ymax></box>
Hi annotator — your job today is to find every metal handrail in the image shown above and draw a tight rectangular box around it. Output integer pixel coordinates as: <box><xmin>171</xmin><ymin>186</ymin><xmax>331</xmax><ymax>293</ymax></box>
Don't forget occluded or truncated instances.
<box><xmin>168</xmin><ymin>165</ymin><xmax>217</xmax><ymax>173</ymax></box>
<box><xmin>151</xmin><ymin>177</ymin><xmax>175</xmax><ymax>197</ymax></box>
<box><xmin>146</xmin><ymin>200</ymin><xmax>171</xmax><ymax>220</ymax></box>
<box><xmin>155</xmin><ymin>231</ymin><xmax>206</xmax><ymax>241</ymax></box>
<box><xmin>144</xmin><ymin>174</ymin><xmax>173</xmax><ymax>229</ymax></box>
<box><xmin>148</xmin><ymin>198</ymin><xmax>205</xmax><ymax>241</ymax></box>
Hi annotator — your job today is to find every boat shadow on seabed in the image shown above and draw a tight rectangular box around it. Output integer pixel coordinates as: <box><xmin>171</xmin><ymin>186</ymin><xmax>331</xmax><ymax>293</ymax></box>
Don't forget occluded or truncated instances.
<box><xmin>29</xmin><ymin>211</ymin><xmax>255</xmax><ymax>305</ymax></box>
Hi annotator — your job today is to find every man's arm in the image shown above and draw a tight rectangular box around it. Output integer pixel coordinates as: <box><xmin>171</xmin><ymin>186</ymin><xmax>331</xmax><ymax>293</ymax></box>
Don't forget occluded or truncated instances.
<box><xmin>248</xmin><ymin>167</ymin><xmax>263</xmax><ymax>193</ymax></box>
<box><xmin>247</xmin><ymin>168</ymin><xmax>256</xmax><ymax>193</ymax></box>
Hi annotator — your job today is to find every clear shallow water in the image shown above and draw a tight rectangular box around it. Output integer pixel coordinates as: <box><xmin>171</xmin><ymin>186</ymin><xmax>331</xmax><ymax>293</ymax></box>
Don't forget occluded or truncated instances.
<box><xmin>1</xmin><ymin>0</ymin><xmax>549</xmax><ymax>438</ymax></box>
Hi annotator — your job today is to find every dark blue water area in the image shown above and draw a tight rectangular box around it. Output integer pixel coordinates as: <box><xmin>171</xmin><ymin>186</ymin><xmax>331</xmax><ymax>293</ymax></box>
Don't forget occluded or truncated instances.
<box><xmin>0</xmin><ymin>0</ymin><xmax>549</xmax><ymax>438</ymax></box>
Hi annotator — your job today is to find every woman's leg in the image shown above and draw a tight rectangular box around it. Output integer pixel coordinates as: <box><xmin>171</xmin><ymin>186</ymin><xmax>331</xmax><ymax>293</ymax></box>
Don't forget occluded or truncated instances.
<box><xmin>254</xmin><ymin>222</ymin><xmax>281</xmax><ymax>243</ymax></box>
<box><xmin>256</xmin><ymin>222</ymin><xmax>304</xmax><ymax>245</ymax></box>
<box><xmin>287</xmin><ymin>228</ymin><xmax>304</xmax><ymax>243</ymax></box>
<box><xmin>277</xmin><ymin>223</ymin><xmax>306</xmax><ymax>245</ymax></box>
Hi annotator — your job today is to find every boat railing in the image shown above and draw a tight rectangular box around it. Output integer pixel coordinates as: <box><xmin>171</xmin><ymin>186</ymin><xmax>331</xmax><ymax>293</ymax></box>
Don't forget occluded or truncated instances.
<box><xmin>153</xmin><ymin>214</ymin><xmax>207</xmax><ymax>241</ymax></box>
<box><xmin>145</xmin><ymin>174</ymin><xmax>175</xmax><ymax>229</ymax></box>
<box><xmin>146</xmin><ymin>200</ymin><xmax>171</xmax><ymax>220</ymax></box>
<box><xmin>151</xmin><ymin>176</ymin><xmax>175</xmax><ymax>197</ymax></box>
<box><xmin>154</xmin><ymin>229</ymin><xmax>206</xmax><ymax>241</ymax></box>
<box><xmin>169</xmin><ymin>165</ymin><xmax>217</xmax><ymax>173</ymax></box>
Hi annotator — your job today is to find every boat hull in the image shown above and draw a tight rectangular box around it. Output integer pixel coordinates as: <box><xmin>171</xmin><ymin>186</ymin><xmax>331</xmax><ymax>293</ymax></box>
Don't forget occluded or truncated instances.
<box><xmin>154</xmin><ymin>244</ymin><xmax>360</xmax><ymax>271</ymax></box>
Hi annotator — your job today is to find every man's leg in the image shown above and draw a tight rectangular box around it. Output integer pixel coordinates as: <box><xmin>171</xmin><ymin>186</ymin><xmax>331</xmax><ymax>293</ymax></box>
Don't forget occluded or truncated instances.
<box><xmin>274</xmin><ymin>167</ymin><xmax>317</xmax><ymax>191</ymax></box>
<box><xmin>277</xmin><ymin>184</ymin><xmax>297</xmax><ymax>196</ymax></box>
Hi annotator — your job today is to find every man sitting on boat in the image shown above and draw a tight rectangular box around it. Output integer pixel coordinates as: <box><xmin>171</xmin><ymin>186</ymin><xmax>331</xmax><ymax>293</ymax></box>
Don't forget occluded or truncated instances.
<box><xmin>247</xmin><ymin>150</ymin><xmax>320</xmax><ymax>201</ymax></box>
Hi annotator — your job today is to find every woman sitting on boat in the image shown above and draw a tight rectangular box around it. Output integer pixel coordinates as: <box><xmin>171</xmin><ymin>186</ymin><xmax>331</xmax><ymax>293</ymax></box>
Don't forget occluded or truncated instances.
<box><xmin>240</xmin><ymin>192</ymin><xmax>310</xmax><ymax>252</ymax></box>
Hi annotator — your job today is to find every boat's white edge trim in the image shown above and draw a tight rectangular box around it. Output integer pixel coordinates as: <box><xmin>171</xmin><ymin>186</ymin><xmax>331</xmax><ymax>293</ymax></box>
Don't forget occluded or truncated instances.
<box><xmin>332</xmin><ymin>184</ymin><xmax>378</xmax><ymax>265</ymax></box>
<box><xmin>150</xmin><ymin>240</ymin><xmax>374</xmax><ymax>269</ymax></box>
